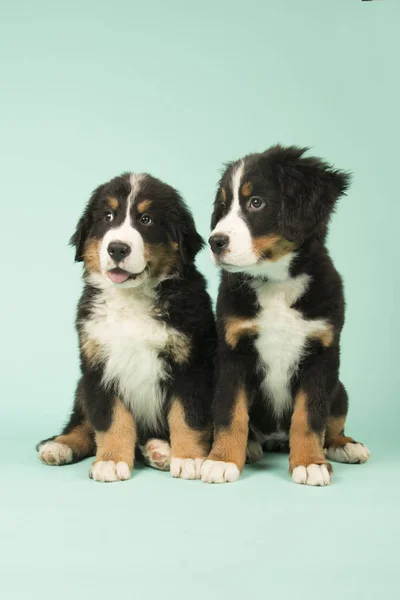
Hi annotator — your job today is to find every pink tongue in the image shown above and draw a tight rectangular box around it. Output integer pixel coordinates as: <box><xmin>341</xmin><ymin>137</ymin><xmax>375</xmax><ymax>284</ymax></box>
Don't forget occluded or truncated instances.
<box><xmin>107</xmin><ymin>270</ymin><xmax>130</xmax><ymax>283</ymax></box>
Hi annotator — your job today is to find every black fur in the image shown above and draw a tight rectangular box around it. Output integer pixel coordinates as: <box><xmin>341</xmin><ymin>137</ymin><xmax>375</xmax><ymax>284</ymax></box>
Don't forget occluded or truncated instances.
<box><xmin>37</xmin><ymin>173</ymin><xmax>215</xmax><ymax>470</ymax></box>
<box><xmin>208</xmin><ymin>145</ymin><xmax>363</xmax><ymax>479</ymax></box>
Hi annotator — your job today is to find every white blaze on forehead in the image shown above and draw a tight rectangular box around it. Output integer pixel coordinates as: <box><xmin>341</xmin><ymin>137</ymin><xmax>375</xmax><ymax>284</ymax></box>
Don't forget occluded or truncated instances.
<box><xmin>99</xmin><ymin>173</ymin><xmax>147</xmax><ymax>278</ymax></box>
<box><xmin>232</xmin><ymin>162</ymin><xmax>244</xmax><ymax>211</ymax></box>
<box><xmin>129</xmin><ymin>173</ymin><xmax>145</xmax><ymax>200</ymax></box>
<box><xmin>214</xmin><ymin>161</ymin><xmax>245</xmax><ymax>233</ymax></box>
<box><xmin>210</xmin><ymin>161</ymin><xmax>259</xmax><ymax>267</ymax></box>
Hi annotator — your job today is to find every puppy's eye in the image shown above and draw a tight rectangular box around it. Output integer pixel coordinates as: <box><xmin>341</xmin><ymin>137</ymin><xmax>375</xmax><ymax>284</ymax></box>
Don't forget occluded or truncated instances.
<box><xmin>221</xmin><ymin>202</ymin><xmax>227</xmax><ymax>211</ymax></box>
<box><xmin>104</xmin><ymin>211</ymin><xmax>114</xmax><ymax>222</ymax></box>
<box><xmin>141</xmin><ymin>214</ymin><xmax>153</xmax><ymax>226</ymax></box>
<box><xmin>249</xmin><ymin>196</ymin><xmax>265</xmax><ymax>211</ymax></box>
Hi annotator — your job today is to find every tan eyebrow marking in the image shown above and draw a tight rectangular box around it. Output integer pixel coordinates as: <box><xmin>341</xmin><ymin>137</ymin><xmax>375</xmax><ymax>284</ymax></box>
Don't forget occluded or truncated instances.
<box><xmin>241</xmin><ymin>182</ymin><xmax>253</xmax><ymax>197</ymax></box>
<box><xmin>107</xmin><ymin>197</ymin><xmax>119</xmax><ymax>210</ymax></box>
<box><xmin>221</xmin><ymin>188</ymin><xmax>227</xmax><ymax>202</ymax></box>
<box><xmin>137</xmin><ymin>199</ymin><xmax>152</xmax><ymax>213</ymax></box>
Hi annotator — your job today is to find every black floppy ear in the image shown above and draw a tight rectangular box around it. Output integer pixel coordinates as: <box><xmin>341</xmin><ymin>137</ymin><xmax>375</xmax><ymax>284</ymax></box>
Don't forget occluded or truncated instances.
<box><xmin>69</xmin><ymin>184</ymin><xmax>104</xmax><ymax>262</ymax></box>
<box><xmin>169</xmin><ymin>198</ymin><xmax>204</xmax><ymax>265</ymax></box>
<box><xmin>69</xmin><ymin>208</ymin><xmax>91</xmax><ymax>262</ymax></box>
<box><xmin>268</xmin><ymin>146</ymin><xmax>351</xmax><ymax>245</ymax></box>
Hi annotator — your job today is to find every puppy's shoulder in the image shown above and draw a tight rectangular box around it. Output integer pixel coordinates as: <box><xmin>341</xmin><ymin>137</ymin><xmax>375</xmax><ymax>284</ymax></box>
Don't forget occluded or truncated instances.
<box><xmin>294</xmin><ymin>247</ymin><xmax>345</xmax><ymax>326</ymax></box>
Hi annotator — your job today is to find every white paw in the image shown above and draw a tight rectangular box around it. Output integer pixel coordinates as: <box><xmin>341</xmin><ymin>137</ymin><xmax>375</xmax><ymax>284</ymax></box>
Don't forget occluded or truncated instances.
<box><xmin>38</xmin><ymin>441</ymin><xmax>73</xmax><ymax>465</ymax></box>
<box><xmin>246</xmin><ymin>440</ymin><xmax>264</xmax><ymax>463</ymax></box>
<box><xmin>292</xmin><ymin>464</ymin><xmax>332</xmax><ymax>486</ymax></box>
<box><xmin>170</xmin><ymin>458</ymin><xmax>203</xmax><ymax>480</ymax></box>
<box><xmin>89</xmin><ymin>460</ymin><xmax>131</xmax><ymax>483</ymax></box>
<box><xmin>140</xmin><ymin>439</ymin><xmax>171</xmax><ymax>471</ymax></box>
<box><xmin>325</xmin><ymin>442</ymin><xmax>370</xmax><ymax>464</ymax></box>
<box><xmin>201</xmin><ymin>460</ymin><xmax>240</xmax><ymax>484</ymax></box>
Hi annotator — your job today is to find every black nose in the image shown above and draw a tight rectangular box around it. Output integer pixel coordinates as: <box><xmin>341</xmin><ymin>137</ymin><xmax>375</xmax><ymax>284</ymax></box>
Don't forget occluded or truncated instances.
<box><xmin>209</xmin><ymin>234</ymin><xmax>229</xmax><ymax>255</ymax></box>
<box><xmin>107</xmin><ymin>241</ymin><xmax>131</xmax><ymax>263</ymax></box>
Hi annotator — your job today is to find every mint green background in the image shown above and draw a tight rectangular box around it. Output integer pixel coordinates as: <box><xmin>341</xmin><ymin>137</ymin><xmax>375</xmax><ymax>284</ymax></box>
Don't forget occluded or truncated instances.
<box><xmin>1</xmin><ymin>1</ymin><xmax>399</xmax><ymax>598</ymax></box>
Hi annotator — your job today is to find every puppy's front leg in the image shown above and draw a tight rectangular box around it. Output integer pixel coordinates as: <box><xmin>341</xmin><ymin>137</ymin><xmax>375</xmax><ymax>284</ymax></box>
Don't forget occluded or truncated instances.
<box><xmin>201</xmin><ymin>356</ymin><xmax>249</xmax><ymax>484</ymax></box>
<box><xmin>168</xmin><ymin>397</ymin><xmax>211</xmax><ymax>480</ymax></box>
<box><xmin>201</xmin><ymin>313</ymin><xmax>257</xmax><ymax>483</ymax></box>
<box><xmin>289</xmin><ymin>348</ymin><xmax>337</xmax><ymax>487</ymax></box>
<box><xmin>289</xmin><ymin>391</ymin><xmax>331</xmax><ymax>486</ymax></box>
<box><xmin>89</xmin><ymin>398</ymin><xmax>136</xmax><ymax>483</ymax></box>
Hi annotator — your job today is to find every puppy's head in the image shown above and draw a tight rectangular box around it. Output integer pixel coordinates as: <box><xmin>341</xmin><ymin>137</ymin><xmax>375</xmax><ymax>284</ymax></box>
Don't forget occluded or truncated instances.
<box><xmin>71</xmin><ymin>173</ymin><xmax>203</xmax><ymax>289</ymax></box>
<box><xmin>209</xmin><ymin>145</ymin><xmax>350</xmax><ymax>275</ymax></box>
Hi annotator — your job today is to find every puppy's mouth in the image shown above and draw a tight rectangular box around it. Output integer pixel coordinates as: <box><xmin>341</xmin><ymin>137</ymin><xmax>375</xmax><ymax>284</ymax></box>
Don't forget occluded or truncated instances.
<box><xmin>106</xmin><ymin>267</ymin><xmax>146</xmax><ymax>284</ymax></box>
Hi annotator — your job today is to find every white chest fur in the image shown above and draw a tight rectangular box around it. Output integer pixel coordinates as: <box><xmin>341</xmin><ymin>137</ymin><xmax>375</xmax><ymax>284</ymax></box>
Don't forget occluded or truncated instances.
<box><xmin>253</xmin><ymin>274</ymin><xmax>328</xmax><ymax>418</ymax></box>
<box><xmin>83</xmin><ymin>286</ymin><xmax>184</xmax><ymax>431</ymax></box>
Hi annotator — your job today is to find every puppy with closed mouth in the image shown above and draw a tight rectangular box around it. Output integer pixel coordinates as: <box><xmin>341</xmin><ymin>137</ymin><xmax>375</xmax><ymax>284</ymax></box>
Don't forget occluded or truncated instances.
<box><xmin>37</xmin><ymin>173</ymin><xmax>216</xmax><ymax>482</ymax></box>
<box><xmin>201</xmin><ymin>145</ymin><xmax>369</xmax><ymax>485</ymax></box>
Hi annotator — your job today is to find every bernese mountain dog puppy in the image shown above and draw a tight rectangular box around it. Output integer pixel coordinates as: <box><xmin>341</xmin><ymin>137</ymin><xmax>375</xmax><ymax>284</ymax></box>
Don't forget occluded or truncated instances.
<box><xmin>201</xmin><ymin>145</ymin><xmax>370</xmax><ymax>485</ymax></box>
<box><xmin>37</xmin><ymin>173</ymin><xmax>216</xmax><ymax>482</ymax></box>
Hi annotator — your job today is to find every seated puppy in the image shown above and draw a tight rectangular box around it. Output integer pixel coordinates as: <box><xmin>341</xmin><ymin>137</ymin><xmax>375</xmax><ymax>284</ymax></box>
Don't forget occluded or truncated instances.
<box><xmin>202</xmin><ymin>145</ymin><xmax>369</xmax><ymax>485</ymax></box>
<box><xmin>37</xmin><ymin>173</ymin><xmax>215</xmax><ymax>482</ymax></box>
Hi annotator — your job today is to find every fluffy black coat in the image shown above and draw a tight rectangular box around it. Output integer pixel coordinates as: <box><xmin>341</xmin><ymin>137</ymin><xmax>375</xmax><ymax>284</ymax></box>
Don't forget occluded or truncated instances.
<box><xmin>202</xmin><ymin>145</ymin><xmax>369</xmax><ymax>485</ymax></box>
<box><xmin>37</xmin><ymin>173</ymin><xmax>216</xmax><ymax>482</ymax></box>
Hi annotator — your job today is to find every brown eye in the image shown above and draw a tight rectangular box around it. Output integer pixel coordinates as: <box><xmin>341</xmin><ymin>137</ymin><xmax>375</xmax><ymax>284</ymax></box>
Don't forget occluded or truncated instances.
<box><xmin>249</xmin><ymin>196</ymin><xmax>265</xmax><ymax>211</ymax></box>
<box><xmin>104</xmin><ymin>211</ymin><xmax>114</xmax><ymax>222</ymax></box>
<box><xmin>141</xmin><ymin>214</ymin><xmax>153</xmax><ymax>226</ymax></box>
<box><xmin>221</xmin><ymin>202</ymin><xmax>227</xmax><ymax>211</ymax></box>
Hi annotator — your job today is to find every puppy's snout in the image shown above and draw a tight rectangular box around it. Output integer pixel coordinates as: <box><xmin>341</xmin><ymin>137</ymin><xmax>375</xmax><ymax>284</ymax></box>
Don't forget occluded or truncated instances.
<box><xmin>107</xmin><ymin>241</ymin><xmax>131</xmax><ymax>263</ymax></box>
<box><xmin>209</xmin><ymin>234</ymin><xmax>229</xmax><ymax>255</ymax></box>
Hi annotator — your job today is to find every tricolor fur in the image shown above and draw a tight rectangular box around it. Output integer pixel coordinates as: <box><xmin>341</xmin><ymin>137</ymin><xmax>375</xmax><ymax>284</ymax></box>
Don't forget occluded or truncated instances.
<box><xmin>37</xmin><ymin>173</ymin><xmax>216</xmax><ymax>482</ymax></box>
<box><xmin>203</xmin><ymin>145</ymin><xmax>369</xmax><ymax>485</ymax></box>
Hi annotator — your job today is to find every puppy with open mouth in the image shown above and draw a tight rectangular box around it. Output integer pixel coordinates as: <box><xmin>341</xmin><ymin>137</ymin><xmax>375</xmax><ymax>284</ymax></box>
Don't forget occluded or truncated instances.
<box><xmin>202</xmin><ymin>145</ymin><xmax>369</xmax><ymax>485</ymax></box>
<box><xmin>37</xmin><ymin>173</ymin><xmax>216</xmax><ymax>482</ymax></box>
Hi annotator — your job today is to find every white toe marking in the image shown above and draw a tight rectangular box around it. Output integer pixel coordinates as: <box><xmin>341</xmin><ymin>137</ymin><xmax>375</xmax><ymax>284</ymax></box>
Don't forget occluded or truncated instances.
<box><xmin>292</xmin><ymin>464</ymin><xmax>332</xmax><ymax>486</ymax></box>
<box><xmin>140</xmin><ymin>439</ymin><xmax>171</xmax><ymax>471</ymax></box>
<box><xmin>292</xmin><ymin>465</ymin><xmax>307</xmax><ymax>484</ymax></box>
<box><xmin>170</xmin><ymin>458</ymin><xmax>203</xmax><ymax>480</ymax></box>
<box><xmin>89</xmin><ymin>460</ymin><xmax>131</xmax><ymax>482</ymax></box>
<box><xmin>38</xmin><ymin>441</ymin><xmax>73</xmax><ymax>465</ymax></box>
<box><xmin>325</xmin><ymin>443</ymin><xmax>370</xmax><ymax>464</ymax></box>
<box><xmin>246</xmin><ymin>440</ymin><xmax>264</xmax><ymax>463</ymax></box>
<box><xmin>201</xmin><ymin>460</ymin><xmax>240</xmax><ymax>484</ymax></box>
<box><xmin>116</xmin><ymin>461</ymin><xmax>131</xmax><ymax>479</ymax></box>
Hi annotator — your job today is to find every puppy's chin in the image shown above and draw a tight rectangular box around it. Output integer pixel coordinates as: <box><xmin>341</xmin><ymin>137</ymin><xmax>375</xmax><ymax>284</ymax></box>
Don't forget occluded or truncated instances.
<box><xmin>219</xmin><ymin>263</ymin><xmax>264</xmax><ymax>277</ymax></box>
<box><xmin>210</xmin><ymin>251</ymin><xmax>258</xmax><ymax>272</ymax></box>
<box><xmin>219</xmin><ymin>253</ymin><xmax>296</xmax><ymax>282</ymax></box>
